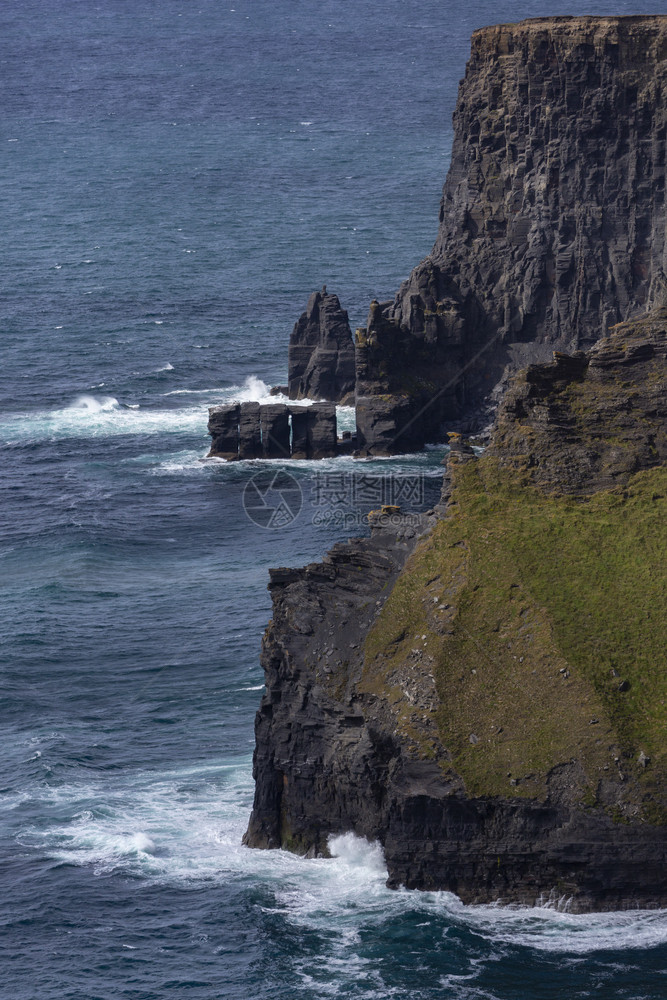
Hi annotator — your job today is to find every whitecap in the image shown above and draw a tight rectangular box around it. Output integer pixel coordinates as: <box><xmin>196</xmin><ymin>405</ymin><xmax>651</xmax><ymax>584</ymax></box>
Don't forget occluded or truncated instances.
<box><xmin>0</xmin><ymin>395</ymin><xmax>207</xmax><ymax>444</ymax></box>
<box><xmin>129</xmin><ymin>832</ymin><xmax>156</xmax><ymax>855</ymax></box>
<box><xmin>151</xmin><ymin>450</ymin><xmax>209</xmax><ymax>474</ymax></box>
<box><xmin>452</xmin><ymin>899</ymin><xmax>667</xmax><ymax>954</ymax></box>
<box><xmin>161</xmin><ymin>387</ymin><xmax>228</xmax><ymax>396</ymax></box>
<box><xmin>70</xmin><ymin>394</ymin><xmax>120</xmax><ymax>413</ymax></box>
<box><xmin>155</xmin><ymin>362</ymin><xmax>174</xmax><ymax>371</ymax></box>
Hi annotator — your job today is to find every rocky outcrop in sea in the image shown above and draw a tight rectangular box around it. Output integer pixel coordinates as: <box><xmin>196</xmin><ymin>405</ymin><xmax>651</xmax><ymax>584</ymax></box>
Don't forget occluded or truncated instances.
<box><xmin>288</xmin><ymin>288</ymin><xmax>355</xmax><ymax>404</ymax></box>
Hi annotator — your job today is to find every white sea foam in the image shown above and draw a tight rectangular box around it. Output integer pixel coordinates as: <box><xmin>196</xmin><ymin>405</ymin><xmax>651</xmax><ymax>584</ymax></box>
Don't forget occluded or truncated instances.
<box><xmin>328</xmin><ymin>832</ymin><xmax>387</xmax><ymax>873</ymax></box>
<box><xmin>161</xmin><ymin>387</ymin><xmax>227</xmax><ymax>396</ymax></box>
<box><xmin>14</xmin><ymin>759</ymin><xmax>667</xmax><ymax>960</ymax></box>
<box><xmin>335</xmin><ymin>404</ymin><xmax>355</xmax><ymax>434</ymax></box>
<box><xmin>0</xmin><ymin>395</ymin><xmax>208</xmax><ymax>444</ymax></box>
<box><xmin>150</xmin><ymin>449</ymin><xmax>209</xmax><ymax>474</ymax></box>
<box><xmin>450</xmin><ymin>898</ymin><xmax>667</xmax><ymax>954</ymax></box>
<box><xmin>129</xmin><ymin>832</ymin><xmax>157</xmax><ymax>854</ymax></box>
<box><xmin>234</xmin><ymin>374</ymin><xmax>283</xmax><ymax>404</ymax></box>
<box><xmin>156</xmin><ymin>362</ymin><xmax>174</xmax><ymax>371</ymax></box>
<box><xmin>17</xmin><ymin>759</ymin><xmax>255</xmax><ymax>879</ymax></box>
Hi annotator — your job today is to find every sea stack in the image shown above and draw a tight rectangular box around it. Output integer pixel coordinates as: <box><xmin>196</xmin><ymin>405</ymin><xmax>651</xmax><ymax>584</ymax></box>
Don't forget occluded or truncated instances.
<box><xmin>288</xmin><ymin>288</ymin><xmax>356</xmax><ymax>403</ymax></box>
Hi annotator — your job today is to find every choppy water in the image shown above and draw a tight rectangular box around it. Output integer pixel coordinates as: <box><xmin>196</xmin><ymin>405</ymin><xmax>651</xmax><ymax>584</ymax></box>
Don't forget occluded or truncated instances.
<box><xmin>2</xmin><ymin>1</ymin><xmax>666</xmax><ymax>997</ymax></box>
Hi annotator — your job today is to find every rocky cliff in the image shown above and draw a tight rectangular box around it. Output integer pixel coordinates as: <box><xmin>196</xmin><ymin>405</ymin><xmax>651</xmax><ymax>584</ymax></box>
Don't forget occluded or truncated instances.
<box><xmin>243</xmin><ymin>16</ymin><xmax>667</xmax><ymax>911</ymax></box>
<box><xmin>244</xmin><ymin>306</ymin><xmax>667</xmax><ymax>911</ymax></box>
<box><xmin>356</xmin><ymin>15</ymin><xmax>667</xmax><ymax>454</ymax></box>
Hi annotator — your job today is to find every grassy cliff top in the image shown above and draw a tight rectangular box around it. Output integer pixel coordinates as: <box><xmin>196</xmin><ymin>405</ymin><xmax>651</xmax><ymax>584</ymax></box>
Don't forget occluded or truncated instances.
<box><xmin>363</xmin><ymin>313</ymin><xmax>667</xmax><ymax>822</ymax></box>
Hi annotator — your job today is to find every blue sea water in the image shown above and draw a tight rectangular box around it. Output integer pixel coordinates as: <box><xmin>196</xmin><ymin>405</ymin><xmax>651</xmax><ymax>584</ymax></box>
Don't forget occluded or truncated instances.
<box><xmin>1</xmin><ymin>1</ymin><xmax>666</xmax><ymax>997</ymax></box>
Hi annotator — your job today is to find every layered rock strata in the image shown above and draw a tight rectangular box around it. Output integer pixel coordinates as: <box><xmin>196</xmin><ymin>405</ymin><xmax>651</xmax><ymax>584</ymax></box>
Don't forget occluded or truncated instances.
<box><xmin>355</xmin><ymin>15</ymin><xmax>667</xmax><ymax>454</ymax></box>
<box><xmin>208</xmin><ymin>401</ymin><xmax>339</xmax><ymax>460</ymax></box>
<box><xmin>244</xmin><ymin>310</ymin><xmax>667</xmax><ymax>910</ymax></box>
<box><xmin>243</xmin><ymin>512</ymin><xmax>434</xmax><ymax>855</ymax></box>
<box><xmin>288</xmin><ymin>289</ymin><xmax>356</xmax><ymax>403</ymax></box>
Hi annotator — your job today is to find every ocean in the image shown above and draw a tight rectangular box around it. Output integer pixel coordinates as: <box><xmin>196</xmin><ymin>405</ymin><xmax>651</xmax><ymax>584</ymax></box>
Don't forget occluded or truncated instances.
<box><xmin>1</xmin><ymin>1</ymin><xmax>666</xmax><ymax>997</ymax></box>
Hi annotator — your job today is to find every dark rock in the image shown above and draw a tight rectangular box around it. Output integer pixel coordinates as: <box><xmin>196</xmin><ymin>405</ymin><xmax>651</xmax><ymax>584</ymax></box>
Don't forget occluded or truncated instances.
<box><xmin>243</xmin><ymin>17</ymin><xmax>667</xmax><ymax>910</ymax></box>
<box><xmin>243</xmin><ymin>512</ymin><xmax>435</xmax><ymax>854</ymax></box>
<box><xmin>243</xmin><ymin>502</ymin><xmax>667</xmax><ymax>910</ymax></box>
<box><xmin>239</xmin><ymin>402</ymin><xmax>262</xmax><ymax>460</ymax></box>
<box><xmin>356</xmin><ymin>15</ymin><xmax>667</xmax><ymax>453</ymax></box>
<box><xmin>207</xmin><ymin>403</ymin><xmax>239</xmax><ymax>459</ymax></box>
<box><xmin>260</xmin><ymin>404</ymin><xmax>290</xmax><ymax>459</ymax></box>
<box><xmin>270</xmin><ymin>385</ymin><xmax>288</xmax><ymax>397</ymax></box>
<box><xmin>289</xmin><ymin>407</ymin><xmax>309</xmax><ymax>460</ymax></box>
<box><xmin>336</xmin><ymin>435</ymin><xmax>356</xmax><ymax>456</ymax></box>
<box><xmin>355</xmin><ymin>393</ymin><xmax>429</xmax><ymax>457</ymax></box>
<box><xmin>288</xmin><ymin>289</ymin><xmax>356</xmax><ymax>402</ymax></box>
<box><xmin>289</xmin><ymin>404</ymin><xmax>338</xmax><ymax>459</ymax></box>
<box><xmin>307</xmin><ymin>402</ymin><xmax>337</xmax><ymax>459</ymax></box>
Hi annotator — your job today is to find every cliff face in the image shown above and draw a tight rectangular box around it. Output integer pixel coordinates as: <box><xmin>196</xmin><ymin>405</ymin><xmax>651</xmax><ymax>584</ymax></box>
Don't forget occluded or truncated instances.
<box><xmin>244</xmin><ymin>309</ymin><xmax>667</xmax><ymax>911</ymax></box>
<box><xmin>488</xmin><ymin>307</ymin><xmax>667</xmax><ymax>493</ymax></box>
<box><xmin>356</xmin><ymin>16</ymin><xmax>667</xmax><ymax>454</ymax></box>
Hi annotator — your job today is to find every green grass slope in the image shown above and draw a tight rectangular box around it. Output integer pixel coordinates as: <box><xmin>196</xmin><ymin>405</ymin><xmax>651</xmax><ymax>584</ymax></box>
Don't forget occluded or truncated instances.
<box><xmin>364</xmin><ymin>454</ymin><xmax>666</xmax><ymax>821</ymax></box>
